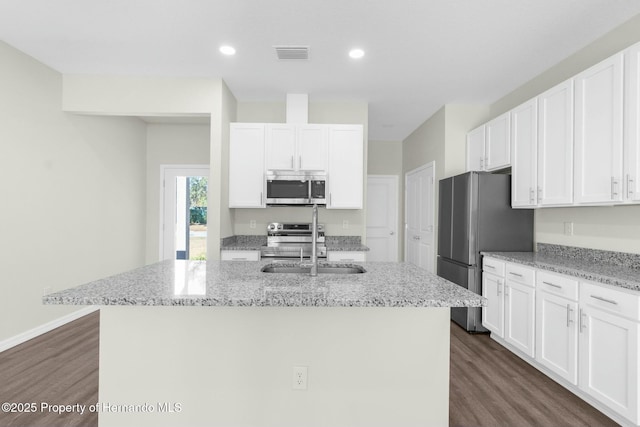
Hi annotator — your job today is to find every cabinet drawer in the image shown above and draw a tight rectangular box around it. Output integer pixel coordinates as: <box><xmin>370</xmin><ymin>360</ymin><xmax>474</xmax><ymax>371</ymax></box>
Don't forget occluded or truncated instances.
<box><xmin>580</xmin><ymin>281</ymin><xmax>640</xmax><ymax>321</ymax></box>
<box><xmin>537</xmin><ymin>271</ymin><xmax>579</xmax><ymax>301</ymax></box>
<box><xmin>220</xmin><ymin>250</ymin><xmax>261</xmax><ymax>261</ymax></box>
<box><xmin>327</xmin><ymin>251</ymin><xmax>366</xmax><ymax>262</ymax></box>
<box><xmin>506</xmin><ymin>263</ymin><xmax>535</xmax><ymax>287</ymax></box>
<box><xmin>482</xmin><ymin>257</ymin><xmax>505</xmax><ymax>276</ymax></box>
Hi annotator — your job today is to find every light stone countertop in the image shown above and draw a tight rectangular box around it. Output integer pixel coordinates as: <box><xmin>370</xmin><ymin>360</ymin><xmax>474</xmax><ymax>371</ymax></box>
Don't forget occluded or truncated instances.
<box><xmin>220</xmin><ymin>235</ymin><xmax>370</xmax><ymax>252</ymax></box>
<box><xmin>482</xmin><ymin>251</ymin><xmax>640</xmax><ymax>292</ymax></box>
<box><xmin>42</xmin><ymin>260</ymin><xmax>485</xmax><ymax>308</ymax></box>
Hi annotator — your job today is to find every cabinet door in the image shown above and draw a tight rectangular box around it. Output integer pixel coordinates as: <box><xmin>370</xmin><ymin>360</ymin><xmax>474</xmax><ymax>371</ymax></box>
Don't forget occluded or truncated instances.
<box><xmin>485</xmin><ymin>112</ymin><xmax>511</xmax><ymax>171</ymax></box>
<box><xmin>220</xmin><ymin>250</ymin><xmax>261</xmax><ymax>261</ymax></box>
<box><xmin>538</xmin><ymin>80</ymin><xmax>574</xmax><ymax>206</ymax></box>
<box><xmin>482</xmin><ymin>273</ymin><xmax>504</xmax><ymax>338</ymax></box>
<box><xmin>625</xmin><ymin>42</ymin><xmax>640</xmax><ymax>202</ymax></box>
<box><xmin>327</xmin><ymin>125</ymin><xmax>364</xmax><ymax>209</ymax></box>
<box><xmin>504</xmin><ymin>281</ymin><xmax>535</xmax><ymax>357</ymax></box>
<box><xmin>297</xmin><ymin>125</ymin><xmax>327</xmax><ymax>172</ymax></box>
<box><xmin>326</xmin><ymin>251</ymin><xmax>366</xmax><ymax>262</ymax></box>
<box><xmin>574</xmin><ymin>53</ymin><xmax>624</xmax><ymax>204</ymax></box>
<box><xmin>466</xmin><ymin>126</ymin><xmax>485</xmax><ymax>172</ymax></box>
<box><xmin>265</xmin><ymin>124</ymin><xmax>296</xmax><ymax>171</ymax></box>
<box><xmin>511</xmin><ymin>99</ymin><xmax>538</xmax><ymax>208</ymax></box>
<box><xmin>229</xmin><ymin>124</ymin><xmax>265</xmax><ymax>208</ymax></box>
<box><xmin>536</xmin><ymin>291</ymin><xmax>578</xmax><ymax>384</ymax></box>
<box><xmin>579</xmin><ymin>305</ymin><xmax>638</xmax><ymax>422</ymax></box>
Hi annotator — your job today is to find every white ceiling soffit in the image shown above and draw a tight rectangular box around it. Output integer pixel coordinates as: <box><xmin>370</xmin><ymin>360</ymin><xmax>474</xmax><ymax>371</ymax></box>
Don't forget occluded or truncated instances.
<box><xmin>1</xmin><ymin>1</ymin><xmax>640</xmax><ymax>141</ymax></box>
<box><xmin>274</xmin><ymin>46</ymin><xmax>310</xmax><ymax>61</ymax></box>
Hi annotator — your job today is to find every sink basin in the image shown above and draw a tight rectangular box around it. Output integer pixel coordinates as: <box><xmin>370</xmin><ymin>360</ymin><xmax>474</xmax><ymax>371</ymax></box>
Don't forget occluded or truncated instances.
<box><xmin>261</xmin><ymin>264</ymin><xmax>366</xmax><ymax>274</ymax></box>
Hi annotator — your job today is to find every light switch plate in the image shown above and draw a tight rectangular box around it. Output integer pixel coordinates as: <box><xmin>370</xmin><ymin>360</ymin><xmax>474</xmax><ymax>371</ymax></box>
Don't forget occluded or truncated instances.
<box><xmin>564</xmin><ymin>222</ymin><xmax>574</xmax><ymax>236</ymax></box>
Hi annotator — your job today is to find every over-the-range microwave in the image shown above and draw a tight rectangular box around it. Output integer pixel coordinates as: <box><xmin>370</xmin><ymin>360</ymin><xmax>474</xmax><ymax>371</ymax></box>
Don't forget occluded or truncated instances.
<box><xmin>265</xmin><ymin>172</ymin><xmax>326</xmax><ymax>206</ymax></box>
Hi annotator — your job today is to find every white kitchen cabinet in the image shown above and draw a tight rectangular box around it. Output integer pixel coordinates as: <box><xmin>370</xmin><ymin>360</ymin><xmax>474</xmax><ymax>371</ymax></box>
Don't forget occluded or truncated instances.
<box><xmin>220</xmin><ymin>250</ymin><xmax>261</xmax><ymax>261</ymax></box>
<box><xmin>504</xmin><ymin>264</ymin><xmax>536</xmax><ymax>357</ymax></box>
<box><xmin>326</xmin><ymin>251</ymin><xmax>366</xmax><ymax>262</ymax></box>
<box><xmin>511</xmin><ymin>98</ymin><xmax>538</xmax><ymax>208</ymax></box>
<box><xmin>579</xmin><ymin>283</ymin><xmax>639</xmax><ymax>423</ymax></box>
<box><xmin>535</xmin><ymin>271</ymin><xmax>579</xmax><ymax>385</ymax></box>
<box><xmin>537</xmin><ymin>79</ymin><xmax>574</xmax><ymax>206</ymax></box>
<box><xmin>574</xmin><ymin>53</ymin><xmax>624</xmax><ymax>204</ymax></box>
<box><xmin>229</xmin><ymin>123</ymin><xmax>265</xmax><ymax>208</ymax></box>
<box><xmin>327</xmin><ymin>125</ymin><xmax>364</xmax><ymax>209</ymax></box>
<box><xmin>482</xmin><ymin>257</ymin><xmax>506</xmax><ymax>338</ymax></box>
<box><xmin>485</xmin><ymin>112</ymin><xmax>511</xmax><ymax>171</ymax></box>
<box><xmin>466</xmin><ymin>125</ymin><xmax>485</xmax><ymax>172</ymax></box>
<box><xmin>265</xmin><ymin>124</ymin><xmax>327</xmax><ymax>173</ymax></box>
<box><xmin>625</xmin><ymin>41</ymin><xmax>640</xmax><ymax>202</ymax></box>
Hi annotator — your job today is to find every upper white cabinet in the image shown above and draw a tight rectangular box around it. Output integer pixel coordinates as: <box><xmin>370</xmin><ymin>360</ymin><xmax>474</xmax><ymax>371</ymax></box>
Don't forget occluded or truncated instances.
<box><xmin>511</xmin><ymin>98</ymin><xmax>538</xmax><ymax>208</ymax></box>
<box><xmin>466</xmin><ymin>113</ymin><xmax>510</xmax><ymax>172</ymax></box>
<box><xmin>229</xmin><ymin>123</ymin><xmax>265</xmax><ymax>208</ymax></box>
<box><xmin>537</xmin><ymin>79</ymin><xmax>575</xmax><ymax>206</ymax></box>
<box><xmin>265</xmin><ymin>124</ymin><xmax>327</xmax><ymax>172</ymax></box>
<box><xmin>485</xmin><ymin>112</ymin><xmax>511</xmax><ymax>171</ymax></box>
<box><xmin>574</xmin><ymin>53</ymin><xmax>624</xmax><ymax>204</ymax></box>
<box><xmin>625</xmin><ymin>42</ymin><xmax>640</xmax><ymax>202</ymax></box>
<box><xmin>327</xmin><ymin>125</ymin><xmax>364</xmax><ymax>209</ymax></box>
<box><xmin>466</xmin><ymin>125</ymin><xmax>485</xmax><ymax>171</ymax></box>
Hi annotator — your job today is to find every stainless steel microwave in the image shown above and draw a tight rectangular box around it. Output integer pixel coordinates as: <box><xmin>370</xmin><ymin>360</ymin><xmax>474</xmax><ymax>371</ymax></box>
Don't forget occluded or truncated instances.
<box><xmin>265</xmin><ymin>172</ymin><xmax>326</xmax><ymax>206</ymax></box>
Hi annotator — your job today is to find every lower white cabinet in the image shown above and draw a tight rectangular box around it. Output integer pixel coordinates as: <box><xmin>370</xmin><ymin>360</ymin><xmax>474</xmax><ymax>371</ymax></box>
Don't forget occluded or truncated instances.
<box><xmin>326</xmin><ymin>251</ymin><xmax>366</xmax><ymax>262</ymax></box>
<box><xmin>482</xmin><ymin>270</ymin><xmax>505</xmax><ymax>338</ymax></box>
<box><xmin>535</xmin><ymin>271</ymin><xmax>579</xmax><ymax>385</ymax></box>
<box><xmin>220</xmin><ymin>250</ymin><xmax>261</xmax><ymax>261</ymax></box>
<box><xmin>504</xmin><ymin>280</ymin><xmax>536</xmax><ymax>357</ymax></box>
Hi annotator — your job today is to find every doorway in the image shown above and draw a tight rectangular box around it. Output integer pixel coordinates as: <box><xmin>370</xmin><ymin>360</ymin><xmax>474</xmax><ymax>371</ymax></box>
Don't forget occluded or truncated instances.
<box><xmin>404</xmin><ymin>162</ymin><xmax>435</xmax><ymax>272</ymax></box>
<box><xmin>366</xmin><ymin>175</ymin><xmax>399</xmax><ymax>261</ymax></box>
<box><xmin>160</xmin><ymin>165</ymin><xmax>210</xmax><ymax>261</ymax></box>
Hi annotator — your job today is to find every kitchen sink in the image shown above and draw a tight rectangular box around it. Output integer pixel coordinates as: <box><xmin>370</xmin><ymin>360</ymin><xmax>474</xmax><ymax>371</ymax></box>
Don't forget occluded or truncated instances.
<box><xmin>261</xmin><ymin>264</ymin><xmax>366</xmax><ymax>274</ymax></box>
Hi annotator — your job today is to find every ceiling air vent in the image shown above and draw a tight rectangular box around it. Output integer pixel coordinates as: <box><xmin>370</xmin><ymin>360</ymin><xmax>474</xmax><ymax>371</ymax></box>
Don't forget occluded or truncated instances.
<box><xmin>274</xmin><ymin>45</ymin><xmax>310</xmax><ymax>61</ymax></box>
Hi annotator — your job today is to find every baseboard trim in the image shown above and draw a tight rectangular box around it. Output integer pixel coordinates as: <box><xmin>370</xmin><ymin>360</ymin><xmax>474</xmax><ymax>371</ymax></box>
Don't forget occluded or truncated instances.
<box><xmin>0</xmin><ymin>306</ymin><xmax>99</xmax><ymax>353</ymax></box>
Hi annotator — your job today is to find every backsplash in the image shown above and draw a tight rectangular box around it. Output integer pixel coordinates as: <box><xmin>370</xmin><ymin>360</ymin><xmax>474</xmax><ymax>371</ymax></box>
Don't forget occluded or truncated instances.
<box><xmin>221</xmin><ymin>235</ymin><xmax>267</xmax><ymax>247</ymax></box>
<box><xmin>325</xmin><ymin>236</ymin><xmax>362</xmax><ymax>245</ymax></box>
<box><xmin>537</xmin><ymin>243</ymin><xmax>640</xmax><ymax>270</ymax></box>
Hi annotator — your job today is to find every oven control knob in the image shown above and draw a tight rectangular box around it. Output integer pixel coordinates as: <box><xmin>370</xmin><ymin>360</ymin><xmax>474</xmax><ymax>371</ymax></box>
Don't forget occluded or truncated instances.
<box><xmin>268</xmin><ymin>224</ymin><xmax>275</xmax><ymax>230</ymax></box>
<box><xmin>277</xmin><ymin>224</ymin><xmax>283</xmax><ymax>230</ymax></box>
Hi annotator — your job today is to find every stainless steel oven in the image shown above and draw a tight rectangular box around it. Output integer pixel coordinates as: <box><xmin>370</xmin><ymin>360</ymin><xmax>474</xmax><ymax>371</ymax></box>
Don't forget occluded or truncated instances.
<box><xmin>265</xmin><ymin>172</ymin><xmax>326</xmax><ymax>206</ymax></box>
<box><xmin>260</xmin><ymin>222</ymin><xmax>327</xmax><ymax>259</ymax></box>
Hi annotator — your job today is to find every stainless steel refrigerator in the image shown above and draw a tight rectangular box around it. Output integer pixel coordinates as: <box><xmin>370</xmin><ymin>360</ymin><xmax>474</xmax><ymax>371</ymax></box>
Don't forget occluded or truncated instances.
<box><xmin>437</xmin><ymin>172</ymin><xmax>533</xmax><ymax>332</ymax></box>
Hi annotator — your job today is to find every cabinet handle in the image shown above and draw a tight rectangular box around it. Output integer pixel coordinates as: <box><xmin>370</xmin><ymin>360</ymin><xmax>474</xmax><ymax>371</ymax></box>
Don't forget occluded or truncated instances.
<box><xmin>628</xmin><ymin>174</ymin><xmax>635</xmax><ymax>198</ymax></box>
<box><xmin>611</xmin><ymin>177</ymin><xmax>619</xmax><ymax>199</ymax></box>
<box><xmin>505</xmin><ymin>286</ymin><xmax>509</xmax><ymax>297</ymax></box>
<box><xmin>579</xmin><ymin>308</ymin><xmax>586</xmax><ymax>333</ymax></box>
<box><xmin>231</xmin><ymin>257</ymin><xmax>247</xmax><ymax>261</ymax></box>
<box><xmin>484</xmin><ymin>264</ymin><xmax>496</xmax><ymax>270</ymax></box>
<box><xmin>497</xmin><ymin>280</ymin><xmax>502</xmax><ymax>296</ymax></box>
<box><xmin>299</xmin><ymin>155</ymin><xmax>302</xmax><ymax>170</ymax></box>
<box><xmin>329</xmin><ymin>193</ymin><xmax>332</xmax><ymax>205</ymax></box>
<box><xmin>529</xmin><ymin>187</ymin><xmax>535</xmax><ymax>204</ymax></box>
<box><xmin>537</xmin><ymin>186</ymin><xmax>542</xmax><ymax>202</ymax></box>
<box><xmin>509</xmin><ymin>272</ymin><xmax>523</xmax><ymax>277</ymax></box>
<box><xmin>542</xmin><ymin>281</ymin><xmax>562</xmax><ymax>289</ymax></box>
<box><xmin>566</xmin><ymin>304</ymin><xmax>573</xmax><ymax>327</ymax></box>
<box><xmin>590</xmin><ymin>294</ymin><xmax>618</xmax><ymax>305</ymax></box>
<box><xmin>480</xmin><ymin>157</ymin><xmax>484</xmax><ymax>169</ymax></box>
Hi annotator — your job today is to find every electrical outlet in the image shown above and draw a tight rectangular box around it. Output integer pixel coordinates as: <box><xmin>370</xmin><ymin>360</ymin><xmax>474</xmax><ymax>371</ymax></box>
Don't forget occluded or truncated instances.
<box><xmin>564</xmin><ymin>222</ymin><xmax>574</xmax><ymax>236</ymax></box>
<box><xmin>292</xmin><ymin>366</ymin><xmax>308</xmax><ymax>390</ymax></box>
<box><xmin>342</xmin><ymin>220</ymin><xmax>349</xmax><ymax>229</ymax></box>
<box><xmin>249</xmin><ymin>220</ymin><xmax>256</xmax><ymax>229</ymax></box>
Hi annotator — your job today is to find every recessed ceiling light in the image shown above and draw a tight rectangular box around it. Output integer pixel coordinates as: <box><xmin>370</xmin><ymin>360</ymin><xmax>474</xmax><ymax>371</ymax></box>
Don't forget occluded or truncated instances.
<box><xmin>219</xmin><ymin>45</ymin><xmax>236</xmax><ymax>56</ymax></box>
<box><xmin>349</xmin><ymin>48</ymin><xmax>365</xmax><ymax>59</ymax></box>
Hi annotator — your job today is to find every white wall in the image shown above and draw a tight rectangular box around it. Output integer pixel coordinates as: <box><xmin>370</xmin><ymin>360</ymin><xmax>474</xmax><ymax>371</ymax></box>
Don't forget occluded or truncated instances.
<box><xmin>489</xmin><ymin>13</ymin><xmax>640</xmax><ymax>254</ymax></box>
<box><xmin>145</xmin><ymin>124</ymin><xmax>211</xmax><ymax>264</ymax></box>
<box><xmin>233</xmin><ymin>101</ymin><xmax>369</xmax><ymax>238</ymax></box>
<box><xmin>0</xmin><ymin>41</ymin><xmax>147</xmax><ymax>342</ymax></box>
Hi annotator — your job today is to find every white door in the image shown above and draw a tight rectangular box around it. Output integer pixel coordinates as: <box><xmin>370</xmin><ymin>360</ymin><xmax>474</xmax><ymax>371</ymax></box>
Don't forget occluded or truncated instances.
<box><xmin>485</xmin><ymin>112</ymin><xmax>511</xmax><ymax>171</ymax></box>
<box><xmin>579</xmin><ymin>305</ymin><xmax>638</xmax><ymax>420</ymax></box>
<box><xmin>504</xmin><ymin>280</ymin><xmax>536</xmax><ymax>357</ymax></box>
<box><xmin>511</xmin><ymin>98</ymin><xmax>538</xmax><ymax>207</ymax></box>
<box><xmin>538</xmin><ymin>79</ymin><xmax>574</xmax><ymax>206</ymax></box>
<box><xmin>229</xmin><ymin>123</ymin><xmax>265</xmax><ymax>208</ymax></box>
<box><xmin>327</xmin><ymin>125</ymin><xmax>364</xmax><ymax>209</ymax></box>
<box><xmin>625</xmin><ymin>41</ymin><xmax>640</xmax><ymax>201</ymax></box>
<box><xmin>574</xmin><ymin>52</ymin><xmax>624</xmax><ymax>204</ymax></box>
<box><xmin>160</xmin><ymin>165</ymin><xmax>209</xmax><ymax>261</ymax></box>
<box><xmin>482</xmin><ymin>273</ymin><xmax>504</xmax><ymax>338</ymax></box>
<box><xmin>536</xmin><ymin>291</ymin><xmax>578</xmax><ymax>384</ymax></box>
<box><xmin>404</xmin><ymin>162</ymin><xmax>435</xmax><ymax>272</ymax></box>
<box><xmin>265</xmin><ymin>124</ymin><xmax>296</xmax><ymax>171</ymax></box>
<box><xmin>366</xmin><ymin>175</ymin><xmax>399</xmax><ymax>262</ymax></box>
<box><xmin>297</xmin><ymin>125</ymin><xmax>327</xmax><ymax>172</ymax></box>
<box><xmin>466</xmin><ymin>125</ymin><xmax>485</xmax><ymax>171</ymax></box>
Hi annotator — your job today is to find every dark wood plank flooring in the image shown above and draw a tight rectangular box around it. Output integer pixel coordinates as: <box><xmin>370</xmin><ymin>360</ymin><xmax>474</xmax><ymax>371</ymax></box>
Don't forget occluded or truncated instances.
<box><xmin>449</xmin><ymin>322</ymin><xmax>619</xmax><ymax>427</ymax></box>
<box><xmin>0</xmin><ymin>311</ymin><xmax>99</xmax><ymax>427</ymax></box>
<box><xmin>0</xmin><ymin>313</ymin><xmax>620</xmax><ymax>426</ymax></box>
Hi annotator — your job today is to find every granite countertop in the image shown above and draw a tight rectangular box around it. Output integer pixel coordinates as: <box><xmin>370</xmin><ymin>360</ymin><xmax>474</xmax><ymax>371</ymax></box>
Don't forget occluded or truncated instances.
<box><xmin>42</xmin><ymin>260</ymin><xmax>484</xmax><ymax>308</ymax></box>
<box><xmin>482</xmin><ymin>250</ymin><xmax>640</xmax><ymax>292</ymax></box>
<box><xmin>220</xmin><ymin>235</ymin><xmax>370</xmax><ymax>252</ymax></box>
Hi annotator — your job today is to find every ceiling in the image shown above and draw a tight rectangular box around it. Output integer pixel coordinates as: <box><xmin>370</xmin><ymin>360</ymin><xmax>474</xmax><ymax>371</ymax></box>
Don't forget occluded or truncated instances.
<box><xmin>2</xmin><ymin>1</ymin><xmax>640</xmax><ymax>141</ymax></box>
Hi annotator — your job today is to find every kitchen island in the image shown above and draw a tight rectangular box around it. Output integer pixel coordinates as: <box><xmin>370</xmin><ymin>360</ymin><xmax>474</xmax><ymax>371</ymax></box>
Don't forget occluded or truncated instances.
<box><xmin>43</xmin><ymin>260</ymin><xmax>485</xmax><ymax>427</ymax></box>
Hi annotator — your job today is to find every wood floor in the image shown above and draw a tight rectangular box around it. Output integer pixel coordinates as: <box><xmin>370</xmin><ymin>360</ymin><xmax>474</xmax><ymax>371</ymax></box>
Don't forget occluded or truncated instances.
<box><xmin>0</xmin><ymin>312</ymin><xmax>619</xmax><ymax>427</ymax></box>
<box><xmin>0</xmin><ymin>311</ymin><xmax>99</xmax><ymax>427</ymax></box>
